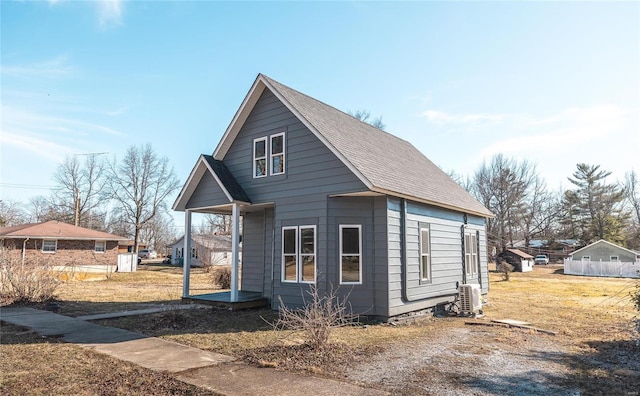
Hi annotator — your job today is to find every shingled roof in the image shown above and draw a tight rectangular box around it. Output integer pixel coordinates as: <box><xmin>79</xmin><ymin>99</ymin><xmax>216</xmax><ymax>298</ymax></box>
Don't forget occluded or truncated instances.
<box><xmin>214</xmin><ymin>74</ymin><xmax>492</xmax><ymax>218</ymax></box>
<box><xmin>0</xmin><ymin>221</ymin><xmax>126</xmax><ymax>241</ymax></box>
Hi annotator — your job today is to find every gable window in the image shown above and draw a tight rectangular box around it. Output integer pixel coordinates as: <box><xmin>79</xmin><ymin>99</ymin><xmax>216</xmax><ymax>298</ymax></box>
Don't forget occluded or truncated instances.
<box><xmin>581</xmin><ymin>256</ymin><xmax>590</xmax><ymax>262</ymax></box>
<box><xmin>253</xmin><ymin>137</ymin><xmax>267</xmax><ymax>178</ymax></box>
<box><xmin>610</xmin><ymin>255</ymin><xmax>619</xmax><ymax>262</ymax></box>
<box><xmin>420</xmin><ymin>226</ymin><xmax>431</xmax><ymax>281</ymax></box>
<box><xmin>465</xmin><ymin>232</ymin><xmax>478</xmax><ymax>277</ymax></box>
<box><xmin>282</xmin><ymin>225</ymin><xmax>315</xmax><ymax>283</ymax></box>
<box><xmin>340</xmin><ymin>225</ymin><xmax>362</xmax><ymax>284</ymax></box>
<box><xmin>270</xmin><ymin>132</ymin><xmax>285</xmax><ymax>175</ymax></box>
<box><xmin>95</xmin><ymin>241</ymin><xmax>106</xmax><ymax>253</ymax></box>
<box><xmin>42</xmin><ymin>239</ymin><xmax>57</xmax><ymax>253</ymax></box>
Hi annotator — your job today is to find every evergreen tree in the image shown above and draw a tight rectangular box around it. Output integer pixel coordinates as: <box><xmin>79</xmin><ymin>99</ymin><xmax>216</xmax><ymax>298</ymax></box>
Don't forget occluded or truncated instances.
<box><xmin>565</xmin><ymin>163</ymin><xmax>627</xmax><ymax>244</ymax></box>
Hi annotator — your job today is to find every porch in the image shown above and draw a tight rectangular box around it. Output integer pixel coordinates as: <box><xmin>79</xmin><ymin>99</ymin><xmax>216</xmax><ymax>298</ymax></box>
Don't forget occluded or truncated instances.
<box><xmin>183</xmin><ymin>291</ymin><xmax>268</xmax><ymax>310</ymax></box>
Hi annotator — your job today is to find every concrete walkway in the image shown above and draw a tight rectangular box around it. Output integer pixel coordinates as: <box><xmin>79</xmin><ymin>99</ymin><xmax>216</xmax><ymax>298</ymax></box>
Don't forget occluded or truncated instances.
<box><xmin>0</xmin><ymin>307</ymin><xmax>387</xmax><ymax>395</ymax></box>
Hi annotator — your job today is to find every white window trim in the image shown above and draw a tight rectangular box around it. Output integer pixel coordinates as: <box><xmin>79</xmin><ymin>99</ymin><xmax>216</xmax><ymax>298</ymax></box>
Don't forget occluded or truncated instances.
<box><xmin>465</xmin><ymin>232</ymin><xmax>478</xmax><ymax>277</ymax></box>
<box><xmin>610</xmin><ymin>255</ymin><xmax>619</xmax><ymax>261</ymax></box>
<box><xmin>282</xmin><ymin>226</ymin><xmax>299</xmax><ymax>283</ymax></box>
<box><xmin>339</xmin><ymin>224</ymin><xmax>362</xmax><ymax>285</ymax></box>
<box><xmin>281</xmin><ymin>225</ymin><xmax>316</xmax><ymax>284</ymax></box>
<box><xmin>299</xmin><ymin>225</ymin><xmax>316</xmax><ymax>284</ymax></box>
<box><xmin>582</xmin><ymin>256</ymin><xmax>590</xmax><ymax>262</ymax></box>
<box><xmin>42</xmin><ymin>239</ymin><xmax>57</xmax><ymax>253</ymax></box>
<box><xmin>269</xmin><ymin>132</ymin><xmax>286</xmax><ymax>176</ymax></box>
<box><xmin>419</xmin><ymin>226</ymin><xmax>431</xmax><ymax>281</ymax></box>
<box><xmin>94</xmin><ymin>240</ymin><xmax>106</xmax><ymax>254</ymax></box>
<box><xmin>253</xmin><ymin>137</ymin><xmax>267</xmax><ymax>178</ymax></box>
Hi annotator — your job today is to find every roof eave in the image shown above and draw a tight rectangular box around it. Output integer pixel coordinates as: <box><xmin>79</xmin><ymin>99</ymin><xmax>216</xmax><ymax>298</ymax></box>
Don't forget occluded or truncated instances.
<box><xmin>371</xmin><ymin>187</ymin><xmax>494</xmax><ymax>219</ymax></box>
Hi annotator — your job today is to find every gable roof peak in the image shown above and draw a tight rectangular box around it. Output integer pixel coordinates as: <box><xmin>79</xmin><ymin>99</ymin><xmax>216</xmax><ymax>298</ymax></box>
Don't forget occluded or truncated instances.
<box><xmin>213</xmin><ymin>74</ymin><xmax>492</xmax><ymax>218</ymax></box>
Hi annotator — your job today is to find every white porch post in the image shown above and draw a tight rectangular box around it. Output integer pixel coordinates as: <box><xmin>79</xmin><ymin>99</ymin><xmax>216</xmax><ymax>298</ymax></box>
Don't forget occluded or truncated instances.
<box><xmin>182</xmin><ymin>209</ymin><xmax>192</xmax><ymax>298</ymax></box>
<box><xmin>230</xmin><ymin>202</ymin><xmax>240</xmax><ymax>302</ymax></box>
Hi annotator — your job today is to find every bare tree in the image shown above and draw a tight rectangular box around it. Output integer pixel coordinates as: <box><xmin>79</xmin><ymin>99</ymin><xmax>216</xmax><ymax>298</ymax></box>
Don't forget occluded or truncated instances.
<box><xmin>198</xmin><ymin>214</ymin><xmax>233</xmax><ymax>236</ymax></box>
<box><xmin>471</xmin><ymin>154</ymin><xmax>536</xmax><ymax>251</ymax></box>
<box><xmin>139</xmin><ymin>212</ymin><xmax>178</xmax><ymax>255</ymax></box>
<box><xmin>519</xmin><ymin>177</ymin><xmax>559</xmax><ymax>246</ymax></box>
<box><xmin>0</xmin><ymin>200</ymin><xmax>26</xmax><ymax>227</ymax></box>
<box><xmin>105</xmin><ymin>144</ymin><xmax>180</xmax><ymax>254</ymax></box>
<box><xmin>50</xmin><ymin>154</ymin><xmax>107</xmax><ymax>227</ymax></box>
<box><xmin>348</xmin><ymin>109</ymin><xmax>386</xmax><ymax>130</ymax></box>
<box><xmin>623</xmin><ymin>170</ymin><xmax>640</xmax><ymax>249</ymax></box>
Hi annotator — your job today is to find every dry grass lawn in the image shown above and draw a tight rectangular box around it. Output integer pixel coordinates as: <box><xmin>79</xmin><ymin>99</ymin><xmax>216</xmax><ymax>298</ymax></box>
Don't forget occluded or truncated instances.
<box><xmin>2</xmin><ymin>263</ymin><xmax>639</xmax><ymax>395</ymax></box>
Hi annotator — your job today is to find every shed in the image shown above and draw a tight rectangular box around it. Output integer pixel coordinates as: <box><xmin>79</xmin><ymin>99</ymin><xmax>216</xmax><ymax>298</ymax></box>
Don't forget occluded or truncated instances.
<box><xmin>499</xmin><ymin>249</ymin><xmax>534</xmax><ymax>272</ymax></box>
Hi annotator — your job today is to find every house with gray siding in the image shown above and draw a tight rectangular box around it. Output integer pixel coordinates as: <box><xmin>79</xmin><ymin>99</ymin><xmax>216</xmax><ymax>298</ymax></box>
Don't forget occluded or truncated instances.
<box><xmin>173</xmin><ymin>74</ymin><xmax>493</xmax><ymax>320</ymax></box>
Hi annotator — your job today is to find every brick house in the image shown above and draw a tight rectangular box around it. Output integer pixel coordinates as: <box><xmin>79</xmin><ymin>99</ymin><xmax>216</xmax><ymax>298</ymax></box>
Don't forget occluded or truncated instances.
<box><xmin>0</xmin><ymin>220</ymin><xmax>126</xmax><ymax>268</ymax></box>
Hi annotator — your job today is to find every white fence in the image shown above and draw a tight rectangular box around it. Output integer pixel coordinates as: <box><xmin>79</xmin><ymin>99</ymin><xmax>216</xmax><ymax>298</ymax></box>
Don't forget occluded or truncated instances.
<box><xmin>564</xmin><ymin>259</ymin><xmax>640</xmax><ymax>278</ymax></box>
<box><xmin>117</xmin><ymin>253</ymin><xmax>138</xmax><ymax>272</ymax></box>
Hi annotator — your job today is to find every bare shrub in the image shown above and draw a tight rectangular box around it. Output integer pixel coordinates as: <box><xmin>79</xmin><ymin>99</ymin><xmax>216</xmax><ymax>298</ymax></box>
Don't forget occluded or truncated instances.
<box><xmin>631</xmin><ymin>276</ymin><xmax>640</xmax><ymax>344</ymax></box>
<box><xmin>212</xmin><ymin>266</ymin><xmax>231</xmax><ymax>289</ymax></box>
<box><xmin>272</xmin><ymin>284</ymin><xmax>355</xmax><ymax>350</ymax></box>
<box><xmin>497</xmin><ymin>259</ymin><xmax>514</xmax><ymax>281</ymax></box>
<box><xmin>0</xmin><ymin>248</ymin><xmax>61</xmax><ymax>305</ymax></box>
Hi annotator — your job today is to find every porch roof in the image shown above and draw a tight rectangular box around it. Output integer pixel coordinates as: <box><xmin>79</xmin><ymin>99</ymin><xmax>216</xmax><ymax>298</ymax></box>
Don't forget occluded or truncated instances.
<box><xmin>173</xmin><ymin>154</ymin><xmax>251</xmax><ymax>211</ymax></box>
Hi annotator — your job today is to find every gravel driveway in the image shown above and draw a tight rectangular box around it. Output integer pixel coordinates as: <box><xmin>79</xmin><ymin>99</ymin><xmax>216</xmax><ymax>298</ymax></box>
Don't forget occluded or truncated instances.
<box><xmin>346</xmin><ymin>324</ymin><xmax>581</xmax><ymax>395</ymax></box>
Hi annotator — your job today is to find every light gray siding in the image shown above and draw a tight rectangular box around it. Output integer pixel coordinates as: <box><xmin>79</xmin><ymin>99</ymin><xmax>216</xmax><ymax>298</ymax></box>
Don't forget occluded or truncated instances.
<box><xmin>387</xmin><ymin>198</ymin><xmax>488</xmax><ymax>317</ymax></box>
<box><xmin>573</xmin><ymin>242</ymin><xmax>637</xmax><ymax>262</ymax></box>
<box><xmin>186</xmin><ymin>172</ymin><xmax>229</xmax><ymax>209</ymax></box>
<box><xmin>220</xmin><ymin>89</ymin><xmax>367</xmax><ymax>309</ymax></box>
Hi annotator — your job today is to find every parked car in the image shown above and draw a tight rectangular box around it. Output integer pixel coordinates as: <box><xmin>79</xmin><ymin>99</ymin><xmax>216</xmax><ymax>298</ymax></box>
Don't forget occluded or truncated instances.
<box><xmin>138</xmin><ymin>249</ymin><xmax>155</xmax><ymax>259</ymax></box>
<box><xmin>534</xmin><ymin>254</ymin><xmax>549</xmax><ymax>265</ymax></box>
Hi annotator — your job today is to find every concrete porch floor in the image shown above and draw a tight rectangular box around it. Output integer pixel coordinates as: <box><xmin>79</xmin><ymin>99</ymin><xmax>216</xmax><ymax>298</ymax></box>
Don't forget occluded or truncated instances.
<box><xmin>182</xmin><ymin>291</ymin><xmax>268</xmax><ymax>310</ymax></box>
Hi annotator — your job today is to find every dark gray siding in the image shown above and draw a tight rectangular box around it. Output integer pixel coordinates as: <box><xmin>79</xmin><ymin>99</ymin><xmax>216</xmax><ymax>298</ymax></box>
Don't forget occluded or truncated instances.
<box><xmin>325</xmin><ymin>196</ymin><xmax>388</xmax><ymax>317</ymax></box>
<box><xmin>221</xmin><ymin>89</ymin><xmax>367</xmax><ymax>309</ymax></box>
<box><xmin>186</xmin><ymin>172</ymin><xmax>229</xmax><ymax>209</ymax></box>
<box><xmin>241</xmin><ymin>210</ymin><xmax>266</xmax><ymax>293</ymax></box>
<box><xmin>387</xmin><ymin>198</ymin><xmax>488</xmax><ymax>317</ymax></box>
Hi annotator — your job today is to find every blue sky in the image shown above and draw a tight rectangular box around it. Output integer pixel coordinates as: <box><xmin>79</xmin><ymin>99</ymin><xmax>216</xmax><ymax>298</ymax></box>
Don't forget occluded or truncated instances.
<box><xmin>1</xmin><ymin>1</ymin><xmax>639</xmax><ymax>225</ymax></box>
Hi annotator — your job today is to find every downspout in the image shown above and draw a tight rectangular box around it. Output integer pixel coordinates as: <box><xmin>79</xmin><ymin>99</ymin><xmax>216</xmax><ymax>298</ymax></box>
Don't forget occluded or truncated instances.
<box><xmin>476</xmin><ymin>229</ymin><xmax>482</xmax><ymax>290</ymax></box>
<box><xmin>22</xmin><ymin>238</ymin><xmax>30</xmax><ymax>267</ymax></box>
<box><xmin>400</xmin><ymin>199</ymin><xmax>410</xmax><ymax>302</ymax></box>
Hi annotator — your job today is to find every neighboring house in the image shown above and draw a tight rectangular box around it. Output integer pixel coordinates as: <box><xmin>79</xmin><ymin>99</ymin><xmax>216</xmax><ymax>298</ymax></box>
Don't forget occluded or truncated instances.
<box><xmin>498</xmin><ymin>249</ymin><xmax>534</xmax><ymax>272</ymax></box>
<box><xmin>118</xmin><ymin>240</ymin><xmax>148</xmax><ymax>253</ymax></box>
<box><xmin>169</xmin><ymin>234</ymin><xmax>237</xmax><ymax>266</ymax></box>
<box><xmin>565</xmin><ymin>239</ymin><xmax>640</xmax><ymax>278</ymax></box>
<box><xmin>172</xmin><ymin>74</ymin><xmax>493</xmax><ymax>320</ymax></box>
<box><xmin>569</xmin><ymin>239</ymin><xmax>639</xmax><ymax>262</ymax></box>
<box><xmin>511</xmin><ymin>239</ymin><xmax>578</xmax><ymax>261</ymax></box>
<box><xmin>0</xmin><ymin>220</ymin><xmax>126</xmax><ymax>269</ymax></box>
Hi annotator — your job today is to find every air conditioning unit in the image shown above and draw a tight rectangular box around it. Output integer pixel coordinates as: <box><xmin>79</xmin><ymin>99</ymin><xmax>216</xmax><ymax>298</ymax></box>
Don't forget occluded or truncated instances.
<box><xmin>459</xmin><ymin>284</ymin><xmax>482</xmax><ymax>315</ymax></box>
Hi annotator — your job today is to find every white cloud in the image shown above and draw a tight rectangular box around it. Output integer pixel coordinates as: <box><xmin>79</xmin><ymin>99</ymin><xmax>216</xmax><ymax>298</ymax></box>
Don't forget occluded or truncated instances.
<box><xmin>478</xmin><ymin>104</ymin><xmax>635</xmax><ymax>158</ymax></box>
<box><xmin>421</xmin><ymin>109</ymin><xmax>507</xmax><ymax>125</ymax></box>
<box><xmin>97</xmin><ymin>0</ymin><xmax>123</xmax><ymax>29</ymax></box>
<box><xmin>1</xmin><ymin>56</ymin><xmax>74</xmax><ymax>78</ymax></box>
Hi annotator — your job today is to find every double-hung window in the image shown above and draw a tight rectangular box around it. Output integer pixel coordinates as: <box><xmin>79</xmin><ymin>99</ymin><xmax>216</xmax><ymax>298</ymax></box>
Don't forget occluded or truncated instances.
<box><xmin>253</xmin><ymin>137</ymin><xmax>267</xmax><ymax>178</ymax></box>
<box><xmin>42</xmin><ymin>239</ymin><xmax>57</xmax><ymax>253</ymax></box>
<box><xmin>95</xmin><ymin>241</ymin><xmax>106</xmax><ymax>253</ymax></box>
<box><xmin>419</xmin><ymin>226</ymin><xmax>431</xmax><ymax>281</ymax></box>
<box><xmin>340</xmin><ymin>225</ymin><xmax>362</xmax><ymax>284</ymax></box>
<box><xmin>282</xmin><ymin>225</ymin><xmax>315</xmax><ymax>283</ymax></box>
<box><xmin>464</xmin><ymin>232</ymin><xmax>478</xmax><ymax>277</ymax></box>
<box><xmin>270</xmin><ymin>133</ymin><xmax>285</xmax><ymax>175</ymax></box>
